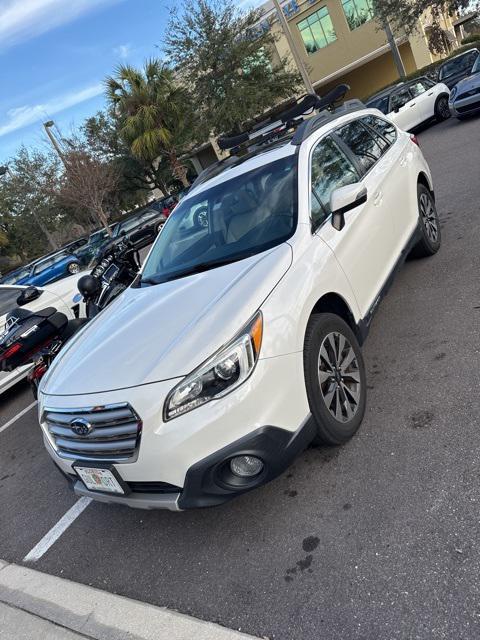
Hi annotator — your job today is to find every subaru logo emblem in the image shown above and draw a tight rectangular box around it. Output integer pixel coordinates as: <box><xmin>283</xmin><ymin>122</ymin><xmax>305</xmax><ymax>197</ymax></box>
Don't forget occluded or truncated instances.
<box><xmin>70</xmin><ymin>418</ymin><xmax>93</xmax><ymax>437</ymax></box>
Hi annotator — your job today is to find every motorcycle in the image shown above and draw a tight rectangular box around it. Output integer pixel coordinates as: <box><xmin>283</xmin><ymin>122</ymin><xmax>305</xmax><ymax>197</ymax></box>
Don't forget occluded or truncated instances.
<box><xmin>0</xmin><ymin>306</ymin><xmax>89</xmax><ymax>399</ymax></box>
<box><xmin>0</xmin><ymin>234</ymin><xmax>146</xmax><ymax>398</ymax></box>
<box><xmin>78</xmin><ymin>234</ymin><xmax>142</xmax><ymax>317</ymax></box>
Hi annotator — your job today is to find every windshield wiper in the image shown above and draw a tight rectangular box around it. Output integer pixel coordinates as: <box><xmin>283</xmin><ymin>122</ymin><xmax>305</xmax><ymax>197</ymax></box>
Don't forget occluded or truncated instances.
<box><xmin>141</xmin><ymin>256</ymin><xmax>245</xmax><ymax>286</ymax></box>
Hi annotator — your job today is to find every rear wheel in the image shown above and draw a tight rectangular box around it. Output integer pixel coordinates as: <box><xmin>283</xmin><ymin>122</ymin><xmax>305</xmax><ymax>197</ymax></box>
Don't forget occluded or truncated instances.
<box><xmin>435</xmin><ymin>95</ymin><xmax>451</xmax><ymax>122</ymax></box>
<box><xmin>411</xmin><ymin>184</ymin><xmax>441</xmax><ymax>258</ymax></box>
<box><xmin>68</xmin><ymin>262</ymin><xmax>80</xmax><ymax>275</ymax></box>
<box><xmin>304</xmin><ymin>313</ymin><xmax>366</xmax><ymax>446</ymax></box>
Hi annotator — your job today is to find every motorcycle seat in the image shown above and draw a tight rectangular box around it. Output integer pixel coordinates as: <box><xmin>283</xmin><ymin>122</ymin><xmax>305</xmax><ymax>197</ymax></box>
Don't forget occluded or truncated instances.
<box><xmin>6</xmin><ymin>306</ymin><xmax>57</xmax><ymax>322</ymax></box>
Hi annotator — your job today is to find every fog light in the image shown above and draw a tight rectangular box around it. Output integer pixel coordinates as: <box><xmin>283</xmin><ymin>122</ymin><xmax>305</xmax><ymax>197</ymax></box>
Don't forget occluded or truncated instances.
<box><xmin>230</xmin><ymin>456</ymin><xmax>264</xmax><ymax>478</ymax></box>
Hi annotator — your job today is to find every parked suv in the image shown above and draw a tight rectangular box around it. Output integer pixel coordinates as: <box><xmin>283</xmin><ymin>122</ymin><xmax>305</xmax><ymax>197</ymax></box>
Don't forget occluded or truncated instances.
<box><xmin>38</xmin><ymin>102</ymin><xmax>441</xmax><ymax>511</ymax></box>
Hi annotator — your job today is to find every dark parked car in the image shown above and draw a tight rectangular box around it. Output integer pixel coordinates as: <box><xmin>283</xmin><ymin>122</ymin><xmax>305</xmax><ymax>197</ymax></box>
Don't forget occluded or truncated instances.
<box><xmin>74</xmin><ymin>228</ymin><xmax>117</xmax><ymax>266</ymax></box>
<box><xmin>437</xmin><ymin>48</ymin><xmax>480</xmax><ymax>89</ymax></box>
<box><xmin>449</xmin><ymin>53</ymin><xmax>480</xmax><ymax>118</ymax></box>
<box><xmin>0</xmin><ymin>252</ymin><xmax>81</xmax><ymax>286</ymax></box>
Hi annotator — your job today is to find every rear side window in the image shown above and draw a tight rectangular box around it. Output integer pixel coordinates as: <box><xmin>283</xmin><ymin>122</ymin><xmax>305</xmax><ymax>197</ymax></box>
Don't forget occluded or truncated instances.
<box><xmin>310</xmin><ymin>136</ymin><xmax>360</xmax><ymax>229</ymax></box>
<box><xmin>335</xmin><ymin>120</ymin><xmax>384</xmax><ymax>173</ymax></box>
<box><xmin>362</xmin><ymin>115</ymin><xmax>397</xmax><ymax>146</ymax></box>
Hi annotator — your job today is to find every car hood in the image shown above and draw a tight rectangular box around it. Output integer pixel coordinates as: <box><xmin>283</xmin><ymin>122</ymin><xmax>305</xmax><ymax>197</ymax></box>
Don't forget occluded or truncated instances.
<box><xmin>453</xmin><ymin>72</ymin><xmax>480</xmax><ymax>94</ymax></box>
<box><xmin>42</xmin><ymin>244</ymin><xmax>293</xmax><ymax>396</ymax></box>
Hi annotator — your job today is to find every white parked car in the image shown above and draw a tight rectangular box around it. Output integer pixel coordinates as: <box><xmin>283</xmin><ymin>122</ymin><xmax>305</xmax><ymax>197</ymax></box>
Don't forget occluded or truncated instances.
<box><xmin>0</xmin><ymin>273</ymin><xmax>86</xmax><ymax>394</ymax></box>
<box><xmin>366</xmin><ymin>77</ymin><xmax>451</xmax><ymax>131</ymax></box>
<box><xmin>38</xmin><ymin>103</ymin><xmax>441</xmax><ymax>510</ymax></box>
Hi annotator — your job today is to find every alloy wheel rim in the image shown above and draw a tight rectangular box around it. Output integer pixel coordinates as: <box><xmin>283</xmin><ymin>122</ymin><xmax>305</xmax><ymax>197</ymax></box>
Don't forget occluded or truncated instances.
<box><xmin>70</xmin><ymin>263</ymin><xmax>80</xmax><ymax>274</ymax></box>
<box><xmin>198</xmin><ymin>210</ymin><xmax>208</xmax><ymax>228</ymax></box>
<box><xmin>419</xmin><ymin>192</ymin><xmax>439</xmax><ymax>244</ymax></box>
<box><xmin>439</xmin><ymin>97</ymin><xmax>451</xmax><ymax>119</ymax></box>
<box><xmin>318</xmin><ymin>332</ymin><xmax>361</xmax><ymax>423</ymax></box>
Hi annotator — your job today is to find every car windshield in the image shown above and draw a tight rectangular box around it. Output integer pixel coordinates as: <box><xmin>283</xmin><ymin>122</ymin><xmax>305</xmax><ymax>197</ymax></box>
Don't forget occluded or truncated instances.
<box><xmin>472</xmin><ymin>57</ymin><xmax>480</xmax><ymax>74</ymax></box>
<box><xmin>366</xmin><ymin>95</ymin><xmax>389</xmax><ymax>114</ymax></box>
<box><xmin>439</xmin><ymin>54</ymin><xmax>475</xmax><ymax>80</ymax></box>
<box><xmin>141</xmin><ymin>154</ymin><xmax>297</xmax><ymax>285</ymax></box>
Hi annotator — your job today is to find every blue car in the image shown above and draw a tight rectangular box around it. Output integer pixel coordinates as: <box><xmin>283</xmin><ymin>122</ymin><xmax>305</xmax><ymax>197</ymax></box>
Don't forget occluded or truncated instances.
<box><xmin>0</xmin><ymin>252</ymin><xmax>81</xmax><ymax>286</ymax></box>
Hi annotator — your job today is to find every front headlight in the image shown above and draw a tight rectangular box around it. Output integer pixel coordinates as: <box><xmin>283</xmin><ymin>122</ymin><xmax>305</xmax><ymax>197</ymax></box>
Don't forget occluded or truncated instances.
<box><xmin>450</xmin><ymin>87</ymin><xmax>457</xmax><ymax>100</ymax></box>
<box><xmin>164</xmin><ymin>311</ymin><xmax>263</xmax><ymax>421</ymax></box>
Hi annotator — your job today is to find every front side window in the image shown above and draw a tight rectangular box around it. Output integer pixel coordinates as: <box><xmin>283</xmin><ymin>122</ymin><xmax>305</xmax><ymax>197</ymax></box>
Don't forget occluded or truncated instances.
<box><xmin>390</xmin><ymin>87</ymin><xmax>412</xmax><ymax>112</ymax></box>
<box><xmin>409</xmin><ymin>79</ymin><xmax>434</xmax><ymax>97</ymax></box>
<box><xmin>310</xmin><ymin>137</ymin><xmax>360</xmax><ymax>228</ymax></box>
<box><xmin>141</xmin><ymin>155</ymin><xmax>297</xmax><ymax>285</ymax></box>
<box><xmin>342</xmin><ymin>0</ymin><xmax>374</xmax><ymax>30</ymax></box>
<box><xmin>336</xmin><ymin>120</ymin><xmax>383</xmax><ymax>173</ymax></box>
<box><xmin>298</xmin><ymin>7</ymin><xmax>337</xmax><ymax>55</ymax></box>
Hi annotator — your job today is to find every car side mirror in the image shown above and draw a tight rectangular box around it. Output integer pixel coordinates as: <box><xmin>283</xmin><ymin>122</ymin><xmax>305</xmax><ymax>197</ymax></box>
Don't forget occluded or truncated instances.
<box><xmin>330</xmin><ymin>184</ymin><xmax>368</xmax><ymax>232</ymax></box>
<box><xmin>16</xmin><ymin>286</ymin><xmax>42</xmax><ymax>306</ymax></box>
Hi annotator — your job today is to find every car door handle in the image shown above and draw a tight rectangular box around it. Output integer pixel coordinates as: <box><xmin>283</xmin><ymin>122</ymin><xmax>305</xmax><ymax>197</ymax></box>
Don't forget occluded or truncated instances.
<box><xmin>409</xmin><ymin>103</ymin><xmax>417</xmax><ymax>107</ymax></box>
<box><xmin>373</xmin><ymin>192</ymin><xmax>383</xmax><ymax>206</ymax></box>
<box><xmin>428</xmin><ymin>92</ymin><xmax>434</xmax><ymax>96</ymax></box>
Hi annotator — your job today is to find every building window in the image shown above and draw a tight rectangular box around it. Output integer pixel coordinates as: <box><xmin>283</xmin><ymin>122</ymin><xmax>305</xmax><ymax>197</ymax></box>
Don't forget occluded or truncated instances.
<box><xmin>342</xmin><ymin>0</ymin><xmax>374</xmax><ymax>30</ymax></box>
<box><xmin>298</xmin><ymin>7</ymin><xmax>337</xmax><ymax>55</ymax></box>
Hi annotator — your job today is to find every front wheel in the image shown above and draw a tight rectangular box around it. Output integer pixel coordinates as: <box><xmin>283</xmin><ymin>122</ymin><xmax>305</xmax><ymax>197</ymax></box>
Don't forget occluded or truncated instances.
<box><xmin>435</xmin><ymin>95</ymin><xmax>451</xmax><ymax>122</ymax></box>
<box><xmin>304</xmin><ymin>313</ymin><xmax>367</xmax><ymax>446</ymax></box>
<box><xmin>410</xmin><ymin>184</ymin><xmax>441</xmax><ymax>259</ymax></box>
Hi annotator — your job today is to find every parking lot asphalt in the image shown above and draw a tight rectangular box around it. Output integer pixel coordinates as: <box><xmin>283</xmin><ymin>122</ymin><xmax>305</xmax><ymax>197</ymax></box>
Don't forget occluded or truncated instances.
<box><xmin>1</xmin><ymin>115</ymin><xmax>480</xmax><ymax>640</ymax></box>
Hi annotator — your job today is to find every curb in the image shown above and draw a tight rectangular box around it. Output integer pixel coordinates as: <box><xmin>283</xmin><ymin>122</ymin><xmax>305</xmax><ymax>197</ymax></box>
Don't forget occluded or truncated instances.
<box><xmin>0</xmin><ymin>560</ymin><xmax>261</xmax><ymax>640</ymax></box>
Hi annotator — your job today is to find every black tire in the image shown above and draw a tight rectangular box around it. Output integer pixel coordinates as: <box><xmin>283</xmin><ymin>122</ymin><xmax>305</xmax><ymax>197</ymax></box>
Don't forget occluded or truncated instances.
<box><xmin>304</xmin><ymin>313</ymin><xmax>366</xmax><ymax>446</ymax></box>
<box><xmin>435</xmin><ymin>94</ymin><xmax>451</xmax><ymax>122</ymax></box>
<box><xmin>410</xmin><ymin>184</ymin><xmax>441</xmax><ymax>259</ymax></box>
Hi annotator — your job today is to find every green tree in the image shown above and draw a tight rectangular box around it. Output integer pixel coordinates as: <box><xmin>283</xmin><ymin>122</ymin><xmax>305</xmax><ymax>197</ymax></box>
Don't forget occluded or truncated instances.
<box><xmin>373</xmin><ymin>0</ymin><xmax>478</xmax><ymax>53</ymax></box>
<box><xmin>164</xmin><ymin>0</ymin><xmax>301</xmax><ymax>135</ymax></box>
<box><xmin>105</xmin><ymin>60</ymin><xmax>196</xmax><ymax>188</ymax></box>
<box><xmin>0</xmin><ymin>148</ymin><xmax>61</xmax><ymax>258</ymax></box>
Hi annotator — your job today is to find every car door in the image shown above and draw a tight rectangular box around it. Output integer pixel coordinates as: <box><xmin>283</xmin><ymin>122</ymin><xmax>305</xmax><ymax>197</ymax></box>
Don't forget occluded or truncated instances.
<box><xmin>311</xmin><ymin>122</ymin><xmax>399</xmax><ymax>318</ymax></box>
<box><xmin>389</xmin><ymin>86</ymin><xmax>421</xmax><ymax>131</ymax></box>
<box><xmin>408</xmin><ymin>79</ymin><xmax>435</xmax><ymax>120</ymax></box>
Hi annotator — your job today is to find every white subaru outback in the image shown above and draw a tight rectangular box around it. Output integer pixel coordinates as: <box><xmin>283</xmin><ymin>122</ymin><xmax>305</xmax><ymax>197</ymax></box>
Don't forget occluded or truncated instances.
<box><xmin>38</xmin><ymin>99</ymin><xmax>440</xmax><ymax>510</ymax></box>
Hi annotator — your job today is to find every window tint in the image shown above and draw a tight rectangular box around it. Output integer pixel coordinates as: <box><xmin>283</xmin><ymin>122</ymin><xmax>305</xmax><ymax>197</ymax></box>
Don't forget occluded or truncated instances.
<box><xmin>335</xmin><ymin>120</ymin><xmax>383</xmax><ymax>173</ymax></box>
<box><xmin>362</xmin><ymin>115</ymin><xmax>397</xmax><ymax>146</ymax></box>
<box><xmin>366</xmin><ymin>95</ymin><xmax>389</xmax><ymax>114</ymax></box>
<box><xmin>390</xmin><ymin>88</ymin><xmax>412</xmax><ymax>112</ymax></box>
<box><xmin>439</xmin><ymin>52</ymin><xmax>478</xmax><ymax>80</ymax></box>
<box><xmin>342</xmin><ymin>0</ymin><xmax>374</xmax><ymax>30</ymax></box>
<box><xmin>310</xmin><ymin>137</ymin><xmax>360</xmax><ymax>228</ymax></box>
<box><xmin>298</xmin><ymin>7</ymin><xmax>337</xmax><ymax>54</ymax></box>
<box><xmin>409</xmin><ymin>81</ymin><xmax>428</xmax><ymax>97</ymax></box>
<box><xmin>0</xmin><ymin>288</ymin><xmax>23</xmax><ymax>316</ymax></box>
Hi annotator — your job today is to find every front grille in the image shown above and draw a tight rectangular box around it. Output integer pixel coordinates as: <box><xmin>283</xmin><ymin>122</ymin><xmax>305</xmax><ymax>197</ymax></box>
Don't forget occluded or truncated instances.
<box><xmin>457</xmin><ymin>87</ymin><xmax>480</xmax><ymax>101</ymax></box>
<box><xmin>127</xmin><ymin>481</ymin><xmax>181</xmax><ymax>494</ymax></box>
<box><xmin>43</xmin><ymin>403</ymin><xmax>142</xmax><ymax>463</ymax></box>
<box><xmin>457</xmin><ymin>101</ymin><xmax>480</xmax><ymax>113</ymax></box>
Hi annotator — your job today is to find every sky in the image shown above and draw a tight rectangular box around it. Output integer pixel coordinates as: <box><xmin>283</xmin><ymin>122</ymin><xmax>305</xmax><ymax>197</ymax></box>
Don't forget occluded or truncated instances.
<box><xmin>0</xmin><ymin>0</ymin><xmax>263</xmax><ymax>163</ymax></box>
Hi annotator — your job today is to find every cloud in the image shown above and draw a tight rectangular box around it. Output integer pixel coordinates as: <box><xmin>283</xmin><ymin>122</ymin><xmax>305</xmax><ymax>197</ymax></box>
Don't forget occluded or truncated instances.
<box><xmin>0</xmin><ymin>83</ymin><xmax>104</xmax><ymax>137</ymax></box>
<box><xmin>113</xmin><ymin>43</ymin><xmax>132</xmax><ymax>60</ymax></box>
<box><xmin>0</xmin><ymin>0</ymin><xmax>123</xmax><ymax>50</ymax></box>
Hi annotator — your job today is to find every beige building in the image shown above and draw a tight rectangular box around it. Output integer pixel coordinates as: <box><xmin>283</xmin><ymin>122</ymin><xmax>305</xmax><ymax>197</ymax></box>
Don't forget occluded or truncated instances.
<box><xmin>189</xmin><ymin>0</ymin><xmax>459</xmax><ymax>173</ymax></box>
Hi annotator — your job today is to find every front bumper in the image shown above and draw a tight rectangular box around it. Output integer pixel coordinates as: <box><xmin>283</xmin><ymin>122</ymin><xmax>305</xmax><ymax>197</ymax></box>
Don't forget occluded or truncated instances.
<box><xmin>450</xmin><ymin>94</ymin><xmax>480</xmax><ymax>117</ymax></box>
<box><xmin>56</xmin><ymin>419</ymin><xmax>316</xmax><ymax>509</ymax></box>
<box><xmin>41</xmin><ymin>351</ymin><xmax>311</xmax><ymax>509</ymax></box>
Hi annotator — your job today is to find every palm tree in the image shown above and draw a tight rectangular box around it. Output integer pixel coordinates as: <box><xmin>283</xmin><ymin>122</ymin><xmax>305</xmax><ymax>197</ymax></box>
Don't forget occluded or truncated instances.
<box><xmin>106</xmin><ymin>60</ymin><xmax>193</xmax><ymax>188</ymax></box>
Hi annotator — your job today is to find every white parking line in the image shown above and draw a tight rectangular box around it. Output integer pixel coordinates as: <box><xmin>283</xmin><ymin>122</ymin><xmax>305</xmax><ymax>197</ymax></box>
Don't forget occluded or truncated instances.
<box><xmin>23</xmin><ymin>497</ymin><xmax>92</xmax><ymax>563</ymax></box>
<box><xmin>0</xmin><ymin>400</ymin><xmax>37</xmax><ymax>434</ymax></box>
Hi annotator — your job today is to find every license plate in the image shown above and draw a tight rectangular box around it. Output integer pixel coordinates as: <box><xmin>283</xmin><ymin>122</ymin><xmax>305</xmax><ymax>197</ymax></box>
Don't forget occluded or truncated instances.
<box><xmin>74</xmin><ymin>465</ymin><xmax>125</xmax><ymax>495</ymax></box>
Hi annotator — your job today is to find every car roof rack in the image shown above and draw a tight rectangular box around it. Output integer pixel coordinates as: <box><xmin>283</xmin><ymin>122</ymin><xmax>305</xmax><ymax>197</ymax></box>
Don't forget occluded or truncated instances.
<box><xmin>217</xmin><ymin>83</ymin><xmax>351</xmax><ymax>154</ymax></box>
<box><xmin>190</xmin><ymin>86</ymin><xmax>367</xmax><ymax>190</ymax></box>
<box><xmin>291</xmin><ymin>99</ymin><xmax>366</xmax><ymax>145</ymax></box>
